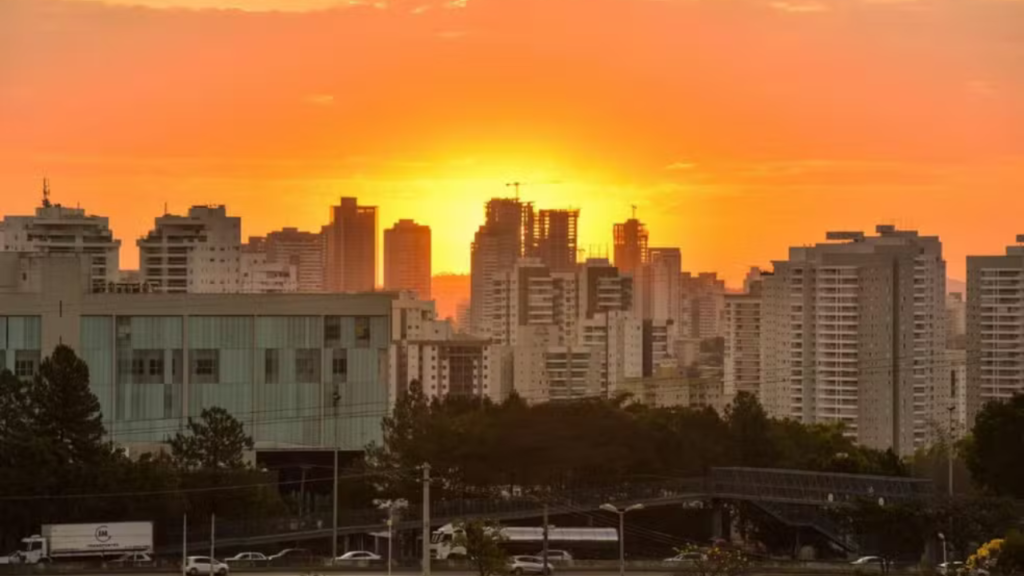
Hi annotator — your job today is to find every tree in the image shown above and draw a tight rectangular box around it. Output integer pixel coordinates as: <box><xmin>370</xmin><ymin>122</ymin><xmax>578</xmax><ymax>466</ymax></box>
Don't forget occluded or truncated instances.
<box><xmin>836</xmin><ymin>499</ymin><xmax>930</xmax><ymax>572</ymax></box>
<box><xmin>677</xmin><ymin>544</ymin><xmax>748</xmax><ymax>576</ymax></box>
<box><xmin>964</xmin><ymin>395</ymin><xmax>1024</xmax><ymax>498</ymax></box>
<box><xmin>455</xmin><ymin>520</ymin><xmax>508</xmax><ymax>576</ymax></box>
<box><xmin>28</xmin><ymin>344</ymin><xmax>108</xmax><ymax>466</ymax></box>
<box><xmin>169</xmin><ymin>406</ymin><xmax>253</xmax><ymax>470</ymax></box>
<box><xmin>725</xmin><ymin>393</ymin><xmax>778</xmax><ymax>467</ymax></box>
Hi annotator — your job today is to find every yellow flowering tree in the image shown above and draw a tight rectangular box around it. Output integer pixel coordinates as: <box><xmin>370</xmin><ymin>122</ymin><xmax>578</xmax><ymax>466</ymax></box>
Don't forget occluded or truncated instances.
<box><xmin>967</xmin><ymin>538</ymin><xmax>1003</xmax><ymax>573</ymax></box>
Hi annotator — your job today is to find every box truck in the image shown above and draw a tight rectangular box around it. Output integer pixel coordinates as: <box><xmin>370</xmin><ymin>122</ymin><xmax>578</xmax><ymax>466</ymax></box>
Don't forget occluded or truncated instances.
<box><xmin>1</xmin><ymin>522</ymin><xmax>153</xmax><ymax>564</ymax></box>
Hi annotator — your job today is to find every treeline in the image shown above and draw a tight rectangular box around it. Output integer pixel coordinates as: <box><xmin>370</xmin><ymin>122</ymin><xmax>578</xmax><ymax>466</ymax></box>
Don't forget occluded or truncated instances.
<box><xmin>0</xmin><ymin>346</ymin><xmax>284</xmax><ymax>551</ymax></box>
<box><xmin>367</xmin><ymin>386</ymin><xmax>906</xmax><ymax>501</ymax></box>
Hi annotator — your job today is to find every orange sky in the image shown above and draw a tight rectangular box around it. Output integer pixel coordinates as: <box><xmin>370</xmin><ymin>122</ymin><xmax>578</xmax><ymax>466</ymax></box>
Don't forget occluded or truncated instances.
<box><xmin>1</xmin><ymin>0</ymin><xmax>1023</xmax><ymax>286</ymax></box>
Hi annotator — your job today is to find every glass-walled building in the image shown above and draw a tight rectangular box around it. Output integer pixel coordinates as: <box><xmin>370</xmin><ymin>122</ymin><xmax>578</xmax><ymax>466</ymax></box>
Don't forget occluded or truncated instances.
<box><xmin>0</xmin><ymin>254</ymin><xmax>395</xmax><ymax>452</ymax></box>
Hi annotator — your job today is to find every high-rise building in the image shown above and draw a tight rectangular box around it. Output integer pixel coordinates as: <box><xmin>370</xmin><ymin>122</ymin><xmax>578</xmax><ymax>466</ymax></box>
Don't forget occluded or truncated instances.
<box><xmin>679</xmin><ymin>272</ymin><xmax>726</xmax><ymax>340</ymax></box>
<box><xmin>137</xmin><ymin>205</ymin><xmax>241</xmax><ymax>294</ymax></box>
<box><xmin>724</xmin><ymin>279</ymin><xmax>763</xmax><ymax>400</ymax></box>
<box><xmin>946</xmin><ymin>292</ymin><xmax>967</xmax><ymax>349</ymax></box>
<box><xmin>966</xmin><ymin>236</ymin><xmax>1024</xmax><ymax>424</ymax></box>
<box><xmin>0</xmin><ymin>182</ymin><xmax>121</xmax><ymax>291</ymax></box>
<box><xmin>323</xmin><ymin>197</ymin><xmax>377</xmax><ymax>293</ymax></box>
<box><xmin>240</xmin><ymin>244</ymin><xmax>298</xmax><ymax>294</ymax></box>
<box><xmin>638</xmin><ymin>248</ymin><xmax>682</xmax><ymax>326</ymax></box>
<box><xmin>469</xmin><ymin>198</ymin><xmax>535</xmax><ymax>336</ymax></box>
<box><xmin>613</xmin><ymin>215</ymin><xmax>649</xmax><ymax>276</ymax></box>
<box><xmin>536</xmin><ymin>209</ymin><xmax>579</xmax><ymax>273</ymax></box>
<box><xmin>760</xmin><ymin>226</ymin><xmax>946</xmax><ymax>456</ymax></box>
<box><xmin>384</xmin><ymin>219</ymin><xmax>432</xmax><ymax>300</ymax></box>
<box><xmin>487</xmin><ymin>258</ymin><xmax>578</xmax><ymax>347</ymax></box>
<box><xmin>259</xmin><ymin>228</ymin><xmax>324</xmax><ymax>292</ymax></box>
<box><xmin>579</xmin><ymin>258</ymin><xmax>633</xmax><ymax>319</ymax></box>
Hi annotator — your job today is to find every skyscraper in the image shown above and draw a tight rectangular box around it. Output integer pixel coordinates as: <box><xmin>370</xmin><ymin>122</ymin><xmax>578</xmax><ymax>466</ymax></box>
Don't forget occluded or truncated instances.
<box><xmin>384</xmin><ymin>219</ymin><xmax>431</xmax><ymax>299</ymax></box>
<box><xmin>261</xmin><ymin>227</ymin><xmax>325</xmax><ymax>292</ymax></box>
<box><xmin>536</xmin><ymin>209</ymin><xmax>579</xmax><ymax>273</ymax></box>
<box><xmin>760</xmin><ymin>226</ymin><xmax>946</xmax><ymax>456</ymax></box>
<box><xmin>323</xmin><ymin>197</ymin><xmax>377</xmax><ymax>293</ymax></box>
<box><xmin>724</xmin><ymin>278</ymin><xmax>763</xmax><ymax>401</ymax></box>
<box><xmin>966</xmin><ymin>236</ymin><xmax>1024</xmax><ymax>424</ymax></box>
<box><xmin>613</xmin><ymin>215</ymin><xmax>649</xmax><ymax>276</ymax></box>
<box><xmin>469</xmin><ymin>198</ymin><xmax>535</xmax><ymax>336</ymax></box>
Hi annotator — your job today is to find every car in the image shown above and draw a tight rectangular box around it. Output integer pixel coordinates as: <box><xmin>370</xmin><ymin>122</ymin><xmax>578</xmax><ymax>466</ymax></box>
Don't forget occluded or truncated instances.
<box><xmin>508</xmin><ymin>555</ymin><xmax>555</xmax><ymax>575</ymax></box>
<box><xmin>938</xmin><ymin>562</ymin><xmax>965</xmax><ymax>576</ymax></box>
<box><xmin>268</xmin><ymin>548</ymin><xmax>314</xmax><ymax>565</ymax></box>
<box><xmin>184</xmin><ymin>556</ymin><xmax>229</xmax><ymax>576</ymax></box>
<box><xmin>535</xmin><ymin>550</ymin><xmax>573</xmax><ymax>566</ymax></box>
<box><xmin>665</xmin><ymin>552</ymin><xmax>703</xmax><ymax>562</ymax></box>
<box><xmin>334</xmin><ymin>551</ymin><xmax>382</xmax><ymax>563</ymax></box>
<box><xmin>111</xmin><ymin>552</ymin><xmax>153</xmax><ymax>567</ymax></box>
<box><xmin>225</xmin><ymin>552</ymin><xmax>268</xmax><ymax>565</ymax></box>
<box><xmin>851</xmin><ymin>556</ymin><xmax>883</xmax><ymax>565</ymax></box>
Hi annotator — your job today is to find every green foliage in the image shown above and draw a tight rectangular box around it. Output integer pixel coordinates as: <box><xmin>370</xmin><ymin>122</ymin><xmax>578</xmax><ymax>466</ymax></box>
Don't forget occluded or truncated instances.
<box><xmin>169</xmin><ymin>406</ymin><xmax>254</xmax><ymax>470</ymax></box>
<box><xmin>964</xmin><ymin>394</ymin><xmax>1024</xmax><ymax>498</ymax></box>
<box><xmin>997</xmin><ymin>530</ymin><xmax>1024</xmax><ymax>576</ymax></box>
<box><xmin>370</xmin><ymin>390</ymin><xmax>908</xmax><ymax>501</ymax></box>
<box><xmin>455</xmin><ymin>520</ymin><xmax>508</xmax><ymax>576</ymax></box>
<box><xmin>834</xmin><ymin>499</ymin><xmax>931</xmax><ymax>564</ymax></box>
<box><xmin>29</xmin><ymin>344</ymin><xmax>108</xmax><ymax>466</ymax></box>
<box><xmin>677</xmin><ymin>543</ymin><xmax>748</xmax><ymax>576</ymax></box>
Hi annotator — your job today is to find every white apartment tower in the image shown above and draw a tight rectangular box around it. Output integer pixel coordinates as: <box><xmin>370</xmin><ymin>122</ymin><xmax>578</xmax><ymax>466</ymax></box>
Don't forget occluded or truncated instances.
<box><xmin>137</xmin><ymin>205</ymin><xmax>241</xmax><ymax>293</ymax></box>
<box><xmin>0</xmin><ymin>182</ymin><xmax>121</xmax><ymax>291</ymax></box>
<box><xmin>760</xmin><ymin>226</ymin><xmax>946</xmax><ymax>456</ymax></box>
<box><xmin>724</xmin><ymin>279</ymin><xmax>763</xmax><ymax>400</ymax></box>
<box><xmin>966</xmin><ymin>236</ymin><xmax>1024</xmax><ymax>423</ymax></box>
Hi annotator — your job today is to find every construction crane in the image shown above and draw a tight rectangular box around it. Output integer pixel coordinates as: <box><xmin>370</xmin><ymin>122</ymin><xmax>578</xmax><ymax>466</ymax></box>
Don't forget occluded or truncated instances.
<box><xmin>506</xmin><ymin>181</ymin><xmax>524</xmax><ymax>201</ymax></box>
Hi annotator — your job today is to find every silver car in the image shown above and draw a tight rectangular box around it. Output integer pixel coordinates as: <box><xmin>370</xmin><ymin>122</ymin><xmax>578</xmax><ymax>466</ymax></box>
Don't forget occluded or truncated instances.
<box><xmin>508</xmin><ymin>555</ymin><xmax>554</xmax><ymax>575</ymax></box>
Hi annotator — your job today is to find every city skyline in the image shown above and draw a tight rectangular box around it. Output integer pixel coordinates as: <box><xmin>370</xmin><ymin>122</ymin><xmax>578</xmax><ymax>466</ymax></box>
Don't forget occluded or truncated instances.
<box><xmin>3</xmin><ymin>0</ymin><xmax>1023</xmax><ymax>285</ymax></box>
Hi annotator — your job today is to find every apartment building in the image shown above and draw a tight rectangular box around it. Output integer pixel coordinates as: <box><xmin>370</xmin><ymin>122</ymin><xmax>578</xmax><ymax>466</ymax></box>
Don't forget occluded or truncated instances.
<box><xmin>0</xmin><ymin>184</ymin><xmax>121</xmax><ymax>291</ymax></box>
<box><xmin>260</xmin><ymin>227</ymin><xmax>325</xmax><ymax>293</ymax></box>
<box><xmin>137</xmin><ymin>205</ymin><xmax>241</xmax><ymax>294</ymax></box>
<box><xmin>724</xmin><ymin>279</ymin><xmax>763</xmax><ymax>400</ymax></box>
<box><xmin>760</xmin><ymin>226</ymin><xmax>946</xmax><ymax>455</ymax></box>
<box><xmin>535</xmin><ymin>209</ymin><xmax>579</xmax><ymax>274</ymax></box>
<box><xmin>679</xmin><ymin>272</ymin><xmax>726</xmax><ymax>340</ymax></box>
<box><xmin>323</xmin><ymin>197</ymin><xmax>377</xmax><ymax>293</ymax></box>
<box><xmin>966</xmin><ymin>237</ymin><xmax>1024</xmax><ymax>423</ymax></box>
<box><xmin>470</xmin><ymin>198</ymin><xmax>534</xmax><ymax>337</ymax></box>
<box><xmin>384</xmin><ymin>219</ymin><xmax>432</xmax><ymax>300</ymax></box>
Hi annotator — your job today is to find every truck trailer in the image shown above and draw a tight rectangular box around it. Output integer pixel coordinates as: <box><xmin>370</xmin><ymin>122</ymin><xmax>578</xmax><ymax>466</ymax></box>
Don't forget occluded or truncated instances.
<box><xmin>1</xmin><ymin>522</ymin><xmax>154</xmax><ymax>564</ymax></box>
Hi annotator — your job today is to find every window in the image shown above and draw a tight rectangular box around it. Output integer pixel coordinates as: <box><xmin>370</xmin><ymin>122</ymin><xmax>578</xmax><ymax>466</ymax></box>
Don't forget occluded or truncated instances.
<box><xmin>191</xmin><ymin>349</ymin><xmax>219</xmax><ymax>383</ymax></box>
<box><xmin>265</xmin><ymin>349</ymin><xmax>280</xmax><ymax>384</ymax></box>
<box><xmin>332</xmin><ymin>349</ymin><xmax>348</xmax><ymax>381</ymax></box>
<box><xmin>148</xmin><ymin>358</ymin><xmax>164</xmax><ymax>376</ymax></box>
<box><xmin>324</xmin><ymin>317</ymin><xmax>341</xmax><ymax>344</ymax></box>
<box><xmin>131</xmin><ymin>358</ymin><xmax>146</xmax><ymax>376</ymax></box>
<box><xmin>355</xmin><ymin>317</ymin><xmax>371</xmax><ymax>347</ymax></box>
<box><xmin>295</xmin><ymin>349</ymin><xmax>320</xmax><ymax>384</ymax></box>
<box><xmin>15</xmin><ymin>359</ymin><xmax>35</xmax><ymax>378</ymax></box>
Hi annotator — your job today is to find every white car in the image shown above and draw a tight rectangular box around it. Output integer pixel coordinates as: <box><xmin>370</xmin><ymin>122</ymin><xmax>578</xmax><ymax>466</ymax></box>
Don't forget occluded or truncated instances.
<box><xmin>666</xmin><ymin>552</ymin><xmax>703</xmax><ymax>562</ymax></box>
<box><xmin>852</xmin><ymin>556</ymin><xmax>883</xmax><ymax>565</ymax></box>
<box><xmin>112</xmin><ymin>552</ymin><xmax>153</xmax><ymax>566</ymax></box>
<box><xmin>225</xmin><ymin>552</ymin><xmax>267</xmax><ymax>564</ymax></box>
<box><xmin>185</xmin><ymin>556</ymin><xmax>229</xmax><ymax>575</ymax></box>
<box><xmin>536</xmin><ymin>550</ymin><xmax>573</xmax><ymax>565</ymax></box>
<box><xmin>508</xmin><ymin>555</ymin><xmax>555</xmax><ymax>575</ymax></box>
<box><xmin>938</xmin><ymin>562</ymin><xmax>965</xmax><ymax>576</ymax></box>
<box><xmin>335</xmin><ymin>551</ymin><xmax>382</xmax><ymax>563</ymax></box>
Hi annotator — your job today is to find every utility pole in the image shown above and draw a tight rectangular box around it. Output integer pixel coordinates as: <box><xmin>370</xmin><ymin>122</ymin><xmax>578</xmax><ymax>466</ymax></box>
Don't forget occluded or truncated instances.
<box><xmin>387</xmin><ymin>510</ymin><xmax>394</xmax><ymax>576</ymax></box>
<box><xmin>209</xmin><ymin>514</ymin><xmax>215</xmax><ymax>576</ymax></box>
<box><xmin>181</xmin><ymin>514</ymin><xmax>187</xmax><ymax>576</ymax></box>
<box><xmin>948</xmin><ymin>405</ymin><xmax>956</xmax><ymax>496</ymax></box>
<box><xmin>422</xmin><ymin>464</ymin><xmax>432</xmax><ymax>576</ymax></box>
<box><xmin>542</xmin><ymin>503</ymin><xmax>549</xmax><ymax>572</ymax></box>
<box><xmin>333</xmin><ymin>386</ymin><xmax>342</xmax><ymax>560</ymax></box>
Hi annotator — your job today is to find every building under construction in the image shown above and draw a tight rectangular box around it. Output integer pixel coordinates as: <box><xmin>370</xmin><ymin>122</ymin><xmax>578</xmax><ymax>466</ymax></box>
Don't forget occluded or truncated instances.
<box><xmin>613</xmin><ymin>215</ymin><xmax>649</xmax><ymax>276</ymax></box>
<box><xmin>536</xmin><ymin>209</ymin><xmax>580</xmax><ymax>273</ymax></box>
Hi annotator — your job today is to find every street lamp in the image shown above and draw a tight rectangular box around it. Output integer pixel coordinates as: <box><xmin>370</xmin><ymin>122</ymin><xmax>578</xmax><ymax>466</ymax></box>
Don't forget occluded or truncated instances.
<box><xmin>938</xmin><ymin>532</ymin><xmax>947</xmax><ymax>567</ymax></box>
<box><xmin>601</xmin><ymin>503</ymin><xmax>644</xmax><ymax>576</ymax></box>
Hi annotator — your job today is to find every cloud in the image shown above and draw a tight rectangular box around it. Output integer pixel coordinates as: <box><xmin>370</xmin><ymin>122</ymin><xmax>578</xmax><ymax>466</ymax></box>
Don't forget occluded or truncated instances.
<box><xmin>665</xmin><ymin>161</ymin><xmax>697</xmax><ymax>171</ymax></box>
<box><xmin>769</xmin><ymin>0</ymin><xmax>829</xmax><ymax>13</ymax></box>
<box><xmin>58</xmin><ymin>0</ymin><xmax>353</xmax><ymax>10</ymax></box>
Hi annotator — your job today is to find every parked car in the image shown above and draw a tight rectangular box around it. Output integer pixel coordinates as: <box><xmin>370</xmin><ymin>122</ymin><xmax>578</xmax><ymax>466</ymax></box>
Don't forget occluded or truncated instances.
<box><xmin>665</xmin><ymin>552</ymin><xmax>703</xmax><ymax>562</ymax></box>
<box><xmin>184</xmin><ymin>556</ymin><xmax>229</xmax><ymax>576</ymax></box>
<box><xmin>938</xmin><ymin>562</ymin><xmax>965</xmax><ymax>576</ymax></box>
<box><xmin>334</xmin><ymin>551</ymin><xmax>382</xmax><ymax>563</ymax></box>
<box><xmin>851</xmin><ymin>556</ymin><xmax>885</xmax><ymax>573</ymax></box>
<box><xmin>508</xmin><ymin>555</ymin><xmax>555</xmax><ymax>575</ymax></box>
<box><xmin>225</xmin><ymin>552</ymin><xmax>267</xmax><ymax>565</ymax></box>
<box><xmin>268</xmin><ymin>548</ymin><xmax>314</xmax><ymax>566</ymax></box>
<box><xmin>111</xmin><ymin>552</ymin><xmax>154</xmax><ymax>567</ymax></box>
<box><xmin>535</xmin><ymin>550</ymin><xmax>573</xmax><ymax>566</ymax></box>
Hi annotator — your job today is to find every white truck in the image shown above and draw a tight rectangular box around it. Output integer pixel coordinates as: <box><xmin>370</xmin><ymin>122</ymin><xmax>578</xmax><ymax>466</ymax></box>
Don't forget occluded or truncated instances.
<box><xmin>1</xmin><ymin>522</ymin><xmax>154</xmax><ymax>564</ymax></box>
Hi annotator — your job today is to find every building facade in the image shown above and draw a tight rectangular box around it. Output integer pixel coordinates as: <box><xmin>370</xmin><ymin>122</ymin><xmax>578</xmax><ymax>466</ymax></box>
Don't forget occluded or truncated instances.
<box><xmin>536</xmin><ymin>209</ymin><xmax>579</xmax><ymax>274</ymax></box>
<box><xmin>724</xmin><ymin>280</ymin><xmax>762</xmax><ymax>400</ymax></box>
<box><xmin>966</xmin><ymin>238</ymin><xmax>1024</xmax><ymax>423</ymax></box>
<box><xmin>137</xmin><ymin>205</ymin><xmax>241</xmax><ymax>294</ymax></box>
<box><xmin>0</xmin><ymin>254</ymin><xmax>394</xmax><ymax>453</ymax></box>
<box><xmin>384</xmin><ymin>219</ymin><xmax>432</xmax><ymax>300</ymax></box>
<box><xmin>0</xmin><ymin>187</ymin><xmax>121</xmax><ymax>291</ymax></box>
<box><xmin>760</xmin><ymin>226</ymin><xmax>946</xmax><ymax>455</ymax></box>
<box><xmin>323</xmin><ymin>197</ymin><xmax>377</xmax><ymax>293</ymax></box>
<box><xmin>469</xmin><ymin>198</ymin><xmax>535</xmax><ymax>336</ymax></box>
<box><xmin>612</xmin><ymin>216</ymin><xmax>649</xmax><ymax>277</ymax></box>
<box><xmin>261</xmin><ymin>227</ymin><xmax>325</xmax><ymax>293</ymax></box>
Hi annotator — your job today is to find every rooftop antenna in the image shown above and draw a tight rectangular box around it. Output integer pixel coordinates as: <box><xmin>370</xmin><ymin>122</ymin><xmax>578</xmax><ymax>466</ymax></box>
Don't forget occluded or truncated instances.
<box><xmin>631</xmin><ymin>204</ymin><xmax>638</xmax><ymax>220</ymax></box>
<box><xmin>42</xmin><ymin>178</ymin><xmax>52</xmax><ymax>208</ymax></box>
<box><xmin>506</xmin><ymin>181</ymin><xmax>523</xmax><ymax>201</ymax></box>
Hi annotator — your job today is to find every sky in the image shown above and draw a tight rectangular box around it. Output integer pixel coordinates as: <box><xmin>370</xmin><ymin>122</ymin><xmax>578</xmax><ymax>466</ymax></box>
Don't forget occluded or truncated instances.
<box><xmin>1</xmin><ymin>0</ymin><xmax>1023</xmax><ymax>286</ymax></box>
